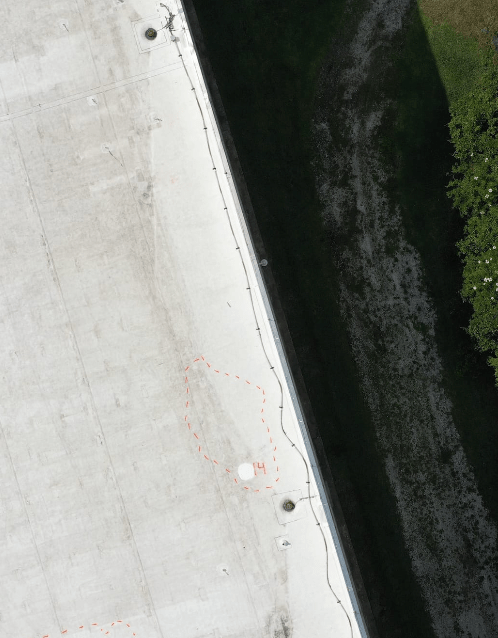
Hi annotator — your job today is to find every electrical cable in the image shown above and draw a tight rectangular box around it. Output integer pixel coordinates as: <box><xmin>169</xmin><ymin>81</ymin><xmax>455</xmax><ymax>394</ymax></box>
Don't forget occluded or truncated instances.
<box><xmin>163</xmin><ymin>5</ymin><xmax>356</xmax><ymax>635</ymax></box>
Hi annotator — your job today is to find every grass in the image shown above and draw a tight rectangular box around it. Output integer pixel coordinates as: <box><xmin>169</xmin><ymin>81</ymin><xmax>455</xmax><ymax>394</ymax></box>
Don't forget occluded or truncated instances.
<box><xmin>418</xmin><ymin>0</ymin><xmax>498</xmax><ymax>67</ymax></box>
<box><xmin>383</xmin><ymin>1</ymin><xmax>498</xmax><ymax>530</ymax></box>
<box><xmin>419</xmin><ymin>16</ymin><xmax>492</xmax><ymax>105</ymax></box>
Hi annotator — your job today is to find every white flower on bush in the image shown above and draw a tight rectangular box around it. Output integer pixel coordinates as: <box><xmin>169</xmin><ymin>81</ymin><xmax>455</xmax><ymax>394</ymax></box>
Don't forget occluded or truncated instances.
<box><xmin>474</xmin><ymin>176</ymin><xmax>478</xmax><ymax>180</ymax></box>
<box><xmin>489</xmin><ymin>189</ymin><xmax>493</xmax><ymax>192</ymax></box>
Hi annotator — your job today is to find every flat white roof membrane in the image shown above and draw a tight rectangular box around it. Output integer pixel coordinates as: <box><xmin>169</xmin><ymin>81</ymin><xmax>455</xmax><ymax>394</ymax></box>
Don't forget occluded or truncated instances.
<box><xmin>0</xmin><ymin>1</ymin><xmax>366</xmax><ymax>637</ymax></box>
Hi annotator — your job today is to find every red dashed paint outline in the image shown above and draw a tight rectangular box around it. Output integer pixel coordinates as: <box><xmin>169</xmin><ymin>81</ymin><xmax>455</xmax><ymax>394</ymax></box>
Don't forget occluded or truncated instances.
<box><xmin>185</xmin><ymin>355</ymin><xmax>280</xmax><ymax>492</ymax></box>
<box><xmin>37</xmin><ymin>619</ymin><xmax>137</xmax><ymax>638</ymax></box>
<box><xmin>34</xmin><ymin>358</ymin><xmax>278</xmax><ymax>637</ymax></box>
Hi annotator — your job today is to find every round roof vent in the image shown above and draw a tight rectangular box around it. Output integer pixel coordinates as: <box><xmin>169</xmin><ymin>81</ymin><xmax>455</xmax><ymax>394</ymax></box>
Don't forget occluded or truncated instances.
<box><xmin>283</xmin><ymin>499</ymin><xmax>296</xmax><ymax>512</ymax></box>
<box><xmin>145</xmin><ymin>27</ymin><xmax>158</xmax><ymax>40</ymax></box>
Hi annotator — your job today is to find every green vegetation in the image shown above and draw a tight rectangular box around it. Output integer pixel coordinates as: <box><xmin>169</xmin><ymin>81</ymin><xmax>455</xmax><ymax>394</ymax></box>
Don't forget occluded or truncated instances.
<box><xmin>418</xmin><ymin>0</ymin><xmax>498</xmax><ymax>65</ymax></box>
<box><xmin>446</xmin><ymin>65</ymin><xmax>498</xmax><ymax>382</ymax></box>
<box><xmin>374</xmin><ymin>0</ymin><xmax>498</xmax><ymax>577</ymax></box>
<box><xmin>384</xmin><ymin>0</ymin><xmax>498</xmax><ymax>510</ymax></box>
<box><xmin>412</xmin><ymin>4</ymin><xmax>498</xmax><ymax>384</ymax></box>
<box><xmin>419</xmin><ymin>14</ymin><xmax>493</xmax><ymax>104</ymax></box>
<box><xmin>417</xmin><ymin>0</ymin><xmax>498</xmax><ymax>386</ymax></box>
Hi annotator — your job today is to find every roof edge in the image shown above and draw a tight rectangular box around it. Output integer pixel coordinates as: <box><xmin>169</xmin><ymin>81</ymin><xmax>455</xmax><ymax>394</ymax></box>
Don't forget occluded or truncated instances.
<box><xmin>179</xmin><ymin>2</ymin><xmax>379</xmax><ymax>636</ymax></box>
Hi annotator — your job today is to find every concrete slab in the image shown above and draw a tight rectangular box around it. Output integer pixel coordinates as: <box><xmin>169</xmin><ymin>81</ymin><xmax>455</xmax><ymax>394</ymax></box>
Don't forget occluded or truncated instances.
<box><xmin>0</xmin><ymin>1</ymin><xmax>365</xmax><ymax>637</ymax></box>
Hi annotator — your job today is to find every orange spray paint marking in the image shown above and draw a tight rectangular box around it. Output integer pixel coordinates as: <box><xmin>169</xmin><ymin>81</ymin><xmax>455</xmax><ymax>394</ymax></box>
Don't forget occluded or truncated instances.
<box><xmin>185</xmin><ymin>366</ymin><xmax>190</xmax><ymax>371</ymax></box>
<box><xmin>111</xmin><ymin>624</ymin><xmax>115</xmax><ymax>627</ymax></box>
<box><xmin>62</xmin><ymin>631</ymin><xmax>68</xmax><ymax>635</ymax></box>
<box><xmin>127</xmin><ymin>625</ymin><xmax>131</xmax><ymax>628</ymax></box>
<box><xmin>185</xmin><ymin>401</ymin><xmax>189</xmax><ymax>408</ymax></box>
<box><xmin>92</xmin><ymin>624</ymin><xmax>99</xmax><ymax>627</ymax></box>
<box><xmin>185</xmin><ymin>356</ymin><xmax>282</xmax><ymax>494</ymax></box>
<box><xmin>276</xmin><ymin>478</ymin><xmax>280</xmax><ymax>482</ymax></box>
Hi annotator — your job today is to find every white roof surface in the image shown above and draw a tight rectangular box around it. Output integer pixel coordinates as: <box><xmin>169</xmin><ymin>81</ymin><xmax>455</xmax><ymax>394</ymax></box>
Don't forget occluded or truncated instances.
<box><xmin>0</xmin><ymin>1</ymin><xmax>365</xmax><ymax>637</ymax></box>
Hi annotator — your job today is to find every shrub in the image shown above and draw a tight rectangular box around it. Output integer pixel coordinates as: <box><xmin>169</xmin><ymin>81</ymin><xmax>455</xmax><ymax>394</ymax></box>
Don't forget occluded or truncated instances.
<box><xmin>447</xmin><ymin>64</ymin><xmax>498</xmax><ymax>382</ymax></box>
